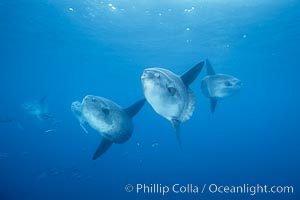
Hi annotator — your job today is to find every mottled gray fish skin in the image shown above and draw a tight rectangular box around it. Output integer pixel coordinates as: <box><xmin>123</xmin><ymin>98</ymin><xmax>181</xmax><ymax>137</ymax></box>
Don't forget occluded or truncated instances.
<box><xmin>141</xmin><ymin>68</ymin><xmax>194</xmax><ymax>122</ymax></box>
<box><xmin>141</xmin><ymin>61</ymin><xmax>204</xmax><ymax>149</ymax></box>
<box><xmin>81</xmin><ymin>95</ymin><xmax>133</xmax><ymax>143</ymax></box>
<box><xmin>201</xmin><ymin>59</ymin><xmax>242</xmax><ymax>113</ymax></box>
<box><xmin>201</xmin><ymin>74</ymin><xmax>242</xmax><ymax>99</ymax></box>
<box><xmin>81</xmin><ymin>95</ymin><xmax>145</xmax><ymax>160</ymax></box>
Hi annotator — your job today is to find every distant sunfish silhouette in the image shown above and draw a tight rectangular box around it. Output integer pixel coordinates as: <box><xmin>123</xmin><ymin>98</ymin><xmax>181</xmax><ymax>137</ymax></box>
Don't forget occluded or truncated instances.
<box><xmin>201</xmin><ymin>59</ymin><xmax>242</xmax><ymax>113</ymax></box>
<box><xmin>22</xmin><ymin>96</ymin><xmax>54</xmax><ymax>120</ymax></box>
<box><xmin>71</xmin><ymin>101</ymin><xmax>89</xmax><ymax>134</ymax></box>
<box><xmin>141</xmin><ymin>61</ymin><xmax>204</xmax><ymax>149</ymax></box>
<box><xmin>81</xmin><ymin>95</ymin><xmax>145</xmax><ymax>160</ymax></box>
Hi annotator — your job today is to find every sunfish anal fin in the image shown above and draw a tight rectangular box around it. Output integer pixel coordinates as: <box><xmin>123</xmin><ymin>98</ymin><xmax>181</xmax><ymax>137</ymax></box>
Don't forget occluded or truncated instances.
<box><xmin>210</xmin><ymin>98</ymin><xmax>218</xmax><ymax>114</ymax></box>
<box><xmin>171</xmin><ymin>119</ymin><xmax>183</xmax><ymax>151</ymax></box>
<box><xmin>124</xmin><ymin>99</ymin><xmax>146</xmax><ymax>118</ymax></box>
<box><xmin>206</xmin><ymin>59</ymin><xmax>216</xmax><ymax>75</ymax></box>
<box><xmin>181</xmin><ymin>61</ymin><xmax>205</xmax><ymax>86</ymax></box>
<box><xmin>93</xmin><ymin>138</ymin><xmax>113</xmax><ymax>160</ymax></box>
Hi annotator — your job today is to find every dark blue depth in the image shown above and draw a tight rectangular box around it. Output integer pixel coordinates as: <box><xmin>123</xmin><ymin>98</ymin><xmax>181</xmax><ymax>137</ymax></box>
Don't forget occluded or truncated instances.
<box><xmin>0</xmin><ymin>1</ymin><xmax>299</xmax><ymax>200</ymax></box>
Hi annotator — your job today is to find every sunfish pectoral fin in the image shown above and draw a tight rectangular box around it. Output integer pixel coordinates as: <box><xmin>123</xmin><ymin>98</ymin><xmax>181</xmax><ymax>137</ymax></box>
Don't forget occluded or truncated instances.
<box><xmin>181</xmin><ymin>61</ymin><xmax>205</xmax><ymax>86</ymax></box>
<box><xmin>79</xmin><ymin>123</ymin><xmax>88</xmax><ymax>134</ymax></box>
<box><xmin>171</xmin><ymin>119</ymin><xmax>183</xmax><ymax>151</ymax></box>
<box><xmin>93</xmin><ymin>138</ymin><xmax>113</xmax><ymax>160</ymax></box>
<box><xmin>210</xmin><ymin>98</ymin><xmax>218</xmax><ymax>114</ymax></box>
<box><xmin>124</xmin><ymin>98</ymin><xmax>146</xmax><ymax>118</ymax></box>
<box><xmin>206</xmin><ymin>59</ymin><xmax>216</xmax><ymax>75</ymax></box>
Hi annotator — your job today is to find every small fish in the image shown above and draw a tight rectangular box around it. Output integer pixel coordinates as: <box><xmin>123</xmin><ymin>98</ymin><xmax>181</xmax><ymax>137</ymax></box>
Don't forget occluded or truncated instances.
<box><xmin>47</xmin><ymin>167</ymin><xmax>62</xmax><ymax>176</ymax></box>
<box><xmin>136</xmin><ymin>141</ymin><xmax>141</xmax><ymax>147</ymax></box>
<box><xmin>151</xmin><ymin>142</ymin><xmax>159</xmax><ymax>148</ymax></box>
<box><xmin>52</xmin><ymin>119</ymin><xmax>62</xmax><ymax>127</ymax></box>
<box><xmin>44</xmin><ymin>129</ymin><xmax>57</xmax><ymax>134</ymax></box>
<box><xmin>72</xmin><ymin>168</ymin><xmax>81</xmax><ymax>180</ymax></box>
<box><xmin>37</xmin><ymin>167</ymin><xmax>62</xmax><ymax>180</ymax></box>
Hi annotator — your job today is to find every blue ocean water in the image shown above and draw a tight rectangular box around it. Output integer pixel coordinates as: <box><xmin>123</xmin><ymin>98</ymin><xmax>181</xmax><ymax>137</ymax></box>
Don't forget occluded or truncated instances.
<box><xmin>0</xmin><ymin>0</ymin><xmax>299</xmax><ymax>199</ymax></box>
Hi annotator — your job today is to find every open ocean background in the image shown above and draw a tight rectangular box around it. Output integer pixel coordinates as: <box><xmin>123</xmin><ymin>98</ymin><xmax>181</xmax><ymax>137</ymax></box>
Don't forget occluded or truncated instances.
<box><xmin>0</xmin><ymin>0</ymin><xmax>299</xmax><ymax>199</ymax></box>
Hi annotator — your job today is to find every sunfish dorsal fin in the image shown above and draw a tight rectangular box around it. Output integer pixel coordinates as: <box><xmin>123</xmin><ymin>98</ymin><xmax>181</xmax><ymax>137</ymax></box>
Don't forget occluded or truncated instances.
<box><xmin>210</xmin><ymin>98</ymin><xmax>218</xmax><ymax>114</ymax></box>
<box><xmin>181</xmin><ymin>61</ymin><xmax>205</xmax><ymax>86</ymax></box>
<box><xmin>171</xmin><ymin>119</ymin><xmax>183</xmax><ymax>150</ymax></box>
<box><xmin>93</xmin><ymin>138</ymin><xmax>113</xmax><ymax>160</ymax></box>
<box><xmin>206</xmin><ymin>59</ymin><xmax>216</xmax><ymax>75</ymax></box>
<box><xmin>124</xmin><ymin>99</ymin><xmax>146</xmax><ymax>118</ymax></box>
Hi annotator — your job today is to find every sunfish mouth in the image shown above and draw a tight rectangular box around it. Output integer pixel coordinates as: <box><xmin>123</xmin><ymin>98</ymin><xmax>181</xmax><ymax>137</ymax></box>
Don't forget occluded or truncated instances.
<box><xmin>141</xmin><ymin>69</ymin><xmax>162</xmax><ymax>80</ymax></box>
<box><xmin>141</xmin><ymin>70</ymin><xmax>152</xmax><ymax>79</ymax></box>
<box><xmin>141</xmin><ymin>72</ymin><xmax>147</xmax><ymax>79</ymax></box>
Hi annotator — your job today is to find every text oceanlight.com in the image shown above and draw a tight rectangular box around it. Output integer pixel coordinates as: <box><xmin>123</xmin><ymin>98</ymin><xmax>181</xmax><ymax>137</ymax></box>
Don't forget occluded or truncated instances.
<box><xmin>124</xmin><ymin>183</ymin><xmax>294</xmax><ymax>196</ymax></box>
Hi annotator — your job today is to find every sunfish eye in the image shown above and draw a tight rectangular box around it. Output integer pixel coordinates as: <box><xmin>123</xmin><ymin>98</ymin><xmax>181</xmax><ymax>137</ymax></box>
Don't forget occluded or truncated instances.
<box><xmin>92</xmin><ymin>97</ymin><xmax>97</xmax><ymax>102</ymax></box>
<box><xmin>154</xmin><ymin>73</ymin><xmax>160</xmax><ymax>78</ymax></box>
<box><xmin>102</xmin><ymin>108</ymin><xmax>110</xmax><ymax>115</ymax></box>
<box><xmin>167</xmin><ymin>86</ymin><xmax>177</xmax><ymax>96</ymax></box>
<box><xmin>224</xmin><ymin>81</ymin><xmax>232</xmax><ymax>87</ymax></box>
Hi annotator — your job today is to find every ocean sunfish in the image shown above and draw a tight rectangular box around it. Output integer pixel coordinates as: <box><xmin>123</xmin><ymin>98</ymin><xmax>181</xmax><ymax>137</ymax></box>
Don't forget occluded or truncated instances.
<box><xmin>201</xmin><ymin>59</ymin><xmax>242</xmax><ymax>113</ymax></box>
<box><xmin>81</xmin><ymin>95</ymin><xmax>146</xmax><ymax>160</ymax></box>
<box><xmin>22</xmin><ymin>96</ymin><xmax>54</xmax><ymax>120</ymax></box>
<box><xmin>71</xmin><ymin>101</ymin><xmax>89</xmax><ymax>134</ymax></box>
<box><xmin>141</xmin><ymin>61</ymin><xmax>205</xmax><ymax>149</ymax></box>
